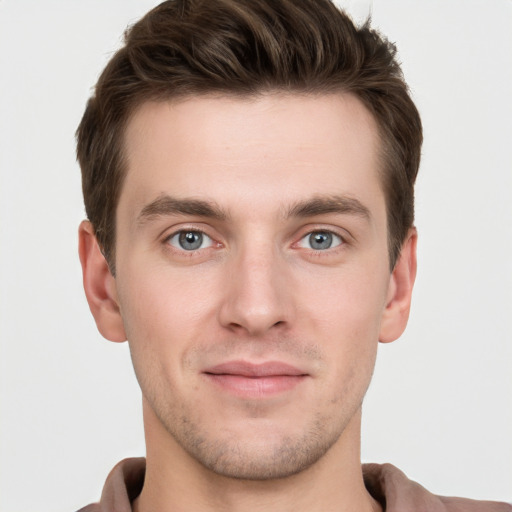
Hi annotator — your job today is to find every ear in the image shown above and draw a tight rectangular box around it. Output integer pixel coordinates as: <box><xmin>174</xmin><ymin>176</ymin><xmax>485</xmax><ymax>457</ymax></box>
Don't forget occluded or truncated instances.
<box><xmin>379</xmin><ymin>228</ymin><xmax>417</xmax><ymax>343</ymax></box>
<box><xmin>78</xmin><ymin>220</ymin><xmax>127</xmax><ymax>342</ymax></box>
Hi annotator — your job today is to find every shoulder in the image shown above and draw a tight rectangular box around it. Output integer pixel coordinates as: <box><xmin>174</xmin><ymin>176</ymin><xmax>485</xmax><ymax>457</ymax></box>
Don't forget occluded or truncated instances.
<box><xmin>75</xmin><ymin>458</ymin><xmax>146</xmax><ymax>512</ymax></box>
<box><xmin>76</xmin><ymin>505</ymin><xmax>101</xmax><ymax>512</ymax></box>
<box><xmin>362</xmin><ymin>463</ymin><xmax>512</xmax><ymax>512</ymax></box>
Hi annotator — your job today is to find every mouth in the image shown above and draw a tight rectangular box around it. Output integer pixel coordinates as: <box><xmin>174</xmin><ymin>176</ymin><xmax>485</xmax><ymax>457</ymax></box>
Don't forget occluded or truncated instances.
<box><xmin>203</xmin><ymin>361</ymin><xmax>309</xmax><ymax>398</ymax></box>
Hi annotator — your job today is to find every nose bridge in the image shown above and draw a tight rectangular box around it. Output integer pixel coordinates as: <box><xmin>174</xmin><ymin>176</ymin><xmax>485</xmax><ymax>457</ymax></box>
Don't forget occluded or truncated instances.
<box><xmin>218</xmin><ymin>235</ymin><xmax>291</xmax><ymax>336</ymax></box>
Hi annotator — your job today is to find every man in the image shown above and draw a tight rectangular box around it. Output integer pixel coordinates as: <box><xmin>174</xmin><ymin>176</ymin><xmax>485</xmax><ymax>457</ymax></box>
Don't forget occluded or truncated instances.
<box><xmin>75</xmin><ymin>0</ymin><xmax>510</xmax><ymax>510</ymax></box>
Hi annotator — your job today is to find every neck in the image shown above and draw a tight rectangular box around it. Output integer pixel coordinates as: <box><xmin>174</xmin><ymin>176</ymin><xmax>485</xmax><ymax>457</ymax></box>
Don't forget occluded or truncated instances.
<box><xmin>134</xmin><ymin>402</ymin><xmax>382</xmax><ymax>512</ymax></box>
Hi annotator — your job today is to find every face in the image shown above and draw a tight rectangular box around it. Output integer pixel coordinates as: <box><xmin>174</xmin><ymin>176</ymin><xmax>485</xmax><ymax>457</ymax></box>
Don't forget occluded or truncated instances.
<box><xmin>83</xmin><ymin>93</ymin><xmax>415</xmax><ymax>480</ymax></box>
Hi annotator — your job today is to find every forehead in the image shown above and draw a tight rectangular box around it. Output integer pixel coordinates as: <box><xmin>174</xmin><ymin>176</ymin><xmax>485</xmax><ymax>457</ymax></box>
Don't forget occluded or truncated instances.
<box><xmin>120</xmin><ymin>93</ymin><xmax>383</xmax><ymax>219</ymax></box>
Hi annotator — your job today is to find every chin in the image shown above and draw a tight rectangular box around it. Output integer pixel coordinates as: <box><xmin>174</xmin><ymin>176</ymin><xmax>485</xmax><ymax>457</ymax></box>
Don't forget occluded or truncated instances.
<box><xmin>167</xmin><ymin>413</ymin><xmax>349</xmax><ymax>481</ymax></box>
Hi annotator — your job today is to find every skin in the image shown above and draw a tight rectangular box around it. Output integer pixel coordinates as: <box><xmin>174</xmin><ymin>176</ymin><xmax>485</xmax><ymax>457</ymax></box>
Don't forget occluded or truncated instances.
<box><xmin>79</xmin><ymin>93</ymin><xmax>417</xmax><ymax>512</ymax></box>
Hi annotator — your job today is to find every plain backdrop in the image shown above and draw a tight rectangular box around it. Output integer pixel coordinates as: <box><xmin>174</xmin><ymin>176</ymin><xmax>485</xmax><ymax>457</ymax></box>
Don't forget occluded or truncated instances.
<box><xmin>1</xmin><ymin>1</ymin><xmax>511</xmax><ymax>510</ymax></box>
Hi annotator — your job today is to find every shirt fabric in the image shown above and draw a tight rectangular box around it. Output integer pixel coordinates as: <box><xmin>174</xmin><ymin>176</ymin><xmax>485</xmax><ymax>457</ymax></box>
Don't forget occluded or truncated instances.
<box><xmin>77</xmin><ymin>458</ymin><xmax>511</xmax><ymax>512</ymax></box>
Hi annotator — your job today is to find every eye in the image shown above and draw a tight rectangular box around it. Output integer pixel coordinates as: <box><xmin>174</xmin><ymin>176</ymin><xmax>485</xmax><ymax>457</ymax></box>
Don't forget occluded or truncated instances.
<box><xmin>297</xmin><ymin>230</ymin><xmax>343</xmax><ymax>251</ymax></box>
<box><xmin>167</xmin><ymin>230</ymin><xmax>213</xmax><ymax>251</ymax></box>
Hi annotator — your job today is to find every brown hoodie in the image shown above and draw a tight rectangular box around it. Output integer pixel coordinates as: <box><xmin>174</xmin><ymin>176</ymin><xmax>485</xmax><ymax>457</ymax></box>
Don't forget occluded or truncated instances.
<box><xmin>77</xmin><ymin>458</ymin><xmax>511</xmax><ymax>512</ymax></box>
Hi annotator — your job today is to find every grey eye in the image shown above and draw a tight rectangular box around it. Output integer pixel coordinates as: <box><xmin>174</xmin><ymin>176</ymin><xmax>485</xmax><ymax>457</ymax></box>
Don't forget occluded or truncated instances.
<box><xmin>168</xmin><ymin>230</ymin><xmax>213</xmax><ymax>251</ymax></box>
<box><xmin>298</xmin><ymin>231</ymin><xmax>343</xmax><ymax>250</ymax></box>
<box><xmin>309</xmin><ymin>232</ymin><xmax>332</xmax><ymax>250</ymax></box>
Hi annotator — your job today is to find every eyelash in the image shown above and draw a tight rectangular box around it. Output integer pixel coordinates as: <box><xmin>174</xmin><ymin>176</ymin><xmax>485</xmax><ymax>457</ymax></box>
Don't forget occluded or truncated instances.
<box><xmin>296</xmin><ymin>230</ymin><xmax>345</xmax><ymax>251</ymax></box>
<box><xmin>162</xmin><ymin>226</ymin><xmax>349</xmax><ymax>256</ymax></box>
<box><xmin>164</xmin><ymin>227</ymin><xmax>218</xmax><ymax>254</ymax></box>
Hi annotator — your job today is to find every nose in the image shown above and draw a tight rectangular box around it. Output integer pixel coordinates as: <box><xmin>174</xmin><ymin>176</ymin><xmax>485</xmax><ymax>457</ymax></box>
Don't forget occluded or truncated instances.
<box><xmin>218</xmin><ymin>242</ymin><xmax>294</xmax><ymax>337</ymax></box>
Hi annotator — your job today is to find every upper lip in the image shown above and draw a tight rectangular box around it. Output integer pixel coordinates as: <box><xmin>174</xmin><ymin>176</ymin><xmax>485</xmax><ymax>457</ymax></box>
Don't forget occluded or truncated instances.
<box><xmin>204</xmin><ymin>361</ymin><xmax>307</xmax><ymax>377</ymax></box>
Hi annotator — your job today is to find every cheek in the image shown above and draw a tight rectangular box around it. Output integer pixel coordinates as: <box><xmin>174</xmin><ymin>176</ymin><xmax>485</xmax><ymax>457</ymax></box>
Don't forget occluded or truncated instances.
<box><xmin>115</xmin><ymin>261</ymin><xmax>226</xmax><ymax>385</ymax></box>
<box><xmin>116</xmin><ymin>270</ymin><xmax>207</xmax><ymax>413</ymax></box>
<box><xmin>301</xmin><ymin>265</ymin><xmax>388</xmax><ymax>392</ymax></box>
<box><xmin>304</xmin><ymin>265</ymin><xmax>389</xmax><ymax>340</ymax></box>
<box><xmin>118</xmin><ymin>261</ymin><xmax>216</xmax><ymax>334</ymax></box>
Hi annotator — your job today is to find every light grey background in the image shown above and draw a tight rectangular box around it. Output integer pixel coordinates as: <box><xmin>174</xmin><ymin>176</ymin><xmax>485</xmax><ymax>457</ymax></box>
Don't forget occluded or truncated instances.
<box><xmin>1</xmin><ymin>1</ymin><xmax>511</xmax><ymax>510</ymax></box>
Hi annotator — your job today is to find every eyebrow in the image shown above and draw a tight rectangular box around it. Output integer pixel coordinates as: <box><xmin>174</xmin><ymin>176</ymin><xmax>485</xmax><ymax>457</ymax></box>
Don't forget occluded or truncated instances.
<box><xmin>137</xmin><ymin>195</ymin><xmax>227</xmax><ymax>224</ymax></box>
<box><xmin>286</xmin><ymin>195</ymin><xmax>371</xmax><ymax>221</ymax></box>
<box><xmin>137</xmin><ymin>193</ymin><xmax>371</xmax><ymax>225</ymax></box>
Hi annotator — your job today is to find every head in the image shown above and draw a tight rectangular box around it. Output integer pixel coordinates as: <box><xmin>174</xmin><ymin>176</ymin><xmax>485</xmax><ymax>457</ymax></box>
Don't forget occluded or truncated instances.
<box><xmin>77</xmin><ymin>0</ymin><xmax>421</xmax><ymax>483</ymax></box>
<box><xmin>76</xmin><ymin>0</ymin><xmax>422</xmax><ymax>274</ymax></box>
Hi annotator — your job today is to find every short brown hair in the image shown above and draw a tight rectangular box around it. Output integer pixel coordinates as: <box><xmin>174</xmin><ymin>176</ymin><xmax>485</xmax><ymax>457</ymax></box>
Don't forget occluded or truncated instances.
<box><xmin>76</xmin><ymin>0</ymin><xmax>422</xmax><ymax>273</ymax></box>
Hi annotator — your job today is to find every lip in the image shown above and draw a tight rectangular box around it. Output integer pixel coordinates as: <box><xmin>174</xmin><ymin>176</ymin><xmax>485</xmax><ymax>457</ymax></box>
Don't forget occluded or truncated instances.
<box><xmin>203</xmin><ymin>361</ymin><xmax>308</xmax><ymax>398</ymax></box>
<box><xmin>205</xmin><ymin>360</ymin><xmax>307</xmax><ymax>377</ymax></box>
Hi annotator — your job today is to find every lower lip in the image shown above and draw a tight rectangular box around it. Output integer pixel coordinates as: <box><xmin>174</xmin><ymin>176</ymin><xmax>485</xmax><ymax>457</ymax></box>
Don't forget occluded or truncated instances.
<box><xmin>204</xmin><ymin>374</ymin><xmax>306</xmax><ymax>398</ymax></box>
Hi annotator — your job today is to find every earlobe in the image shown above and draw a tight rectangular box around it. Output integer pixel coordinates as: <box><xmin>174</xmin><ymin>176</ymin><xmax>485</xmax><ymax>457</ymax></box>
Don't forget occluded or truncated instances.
<box><xmin>78</xmin><ymin>220</ymin><xmax>127</xmax><ymax>343</ymax></box>
<box><xmin>379</xmin><ymin>228</ymin><xmax>418</xmax><ymax>343</ymax></box>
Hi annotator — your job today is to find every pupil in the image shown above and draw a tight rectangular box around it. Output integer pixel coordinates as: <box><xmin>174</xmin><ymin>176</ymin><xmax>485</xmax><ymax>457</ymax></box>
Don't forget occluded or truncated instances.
<box><xmin>179</xmin><ymin>231</ymin><xmax>202</xmax><ymax>250</ymax></box>
<box><xmin>310</xmin><ymin>232</ymin><xmax>332</xmax><ymax>250</ymax></box>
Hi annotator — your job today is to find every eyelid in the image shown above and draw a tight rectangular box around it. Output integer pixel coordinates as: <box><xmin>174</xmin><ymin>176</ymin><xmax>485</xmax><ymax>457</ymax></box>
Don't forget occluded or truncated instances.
<box><xmin>294</xmin><ymin>222</ymin><xmax>350</xmax><ymax>241</ymax></box>
<box><xmin>162</xmin><ymin>224</ymin><xmax>222</xmax><ymax>251</ymax></box>
<box><xmin>167</xmin><ymin>230</ymin><xmax>214</xmax><ymax>251</ymax></box>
